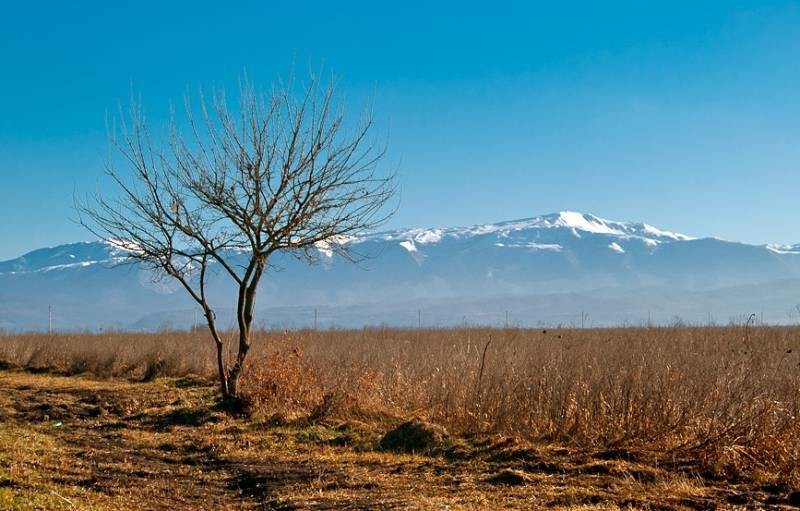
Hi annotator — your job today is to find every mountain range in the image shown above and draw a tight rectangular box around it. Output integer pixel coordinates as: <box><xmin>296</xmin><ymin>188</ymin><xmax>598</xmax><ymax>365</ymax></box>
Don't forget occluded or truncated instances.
<box><xmin>2</xmin><ymin>211</ymin><xmax>799</xmax><ymax>331</ymax></box>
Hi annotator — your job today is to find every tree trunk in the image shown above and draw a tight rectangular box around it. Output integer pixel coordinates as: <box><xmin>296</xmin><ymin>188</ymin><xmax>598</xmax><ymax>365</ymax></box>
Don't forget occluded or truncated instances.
<box><xmin>204</xmin><ymin>308</ymin><xmax>230</xmax><ymax>398</ymax></box>
<box><xmin>215</xmin><ymin>338</ymin><xmax>229</xmax><ymax>397</ymax></box>
<box><xmin>226</xmin><ymin>318</ymin><xmax>253</xmax><ymax>397</ymax></box>
<box><xmin>226</xmin><ymin>330</ymin><xmax>251</xmax><ymax>398</ymax></box>
<box><xmin>226</xmin><ymin>263</ymin><xmax>264</xmax><ymax>399</ymax></box>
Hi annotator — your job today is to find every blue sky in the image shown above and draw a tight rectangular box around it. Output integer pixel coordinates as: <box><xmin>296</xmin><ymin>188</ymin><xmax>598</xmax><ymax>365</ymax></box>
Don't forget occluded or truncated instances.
<box><xmin>2</xmin><ymin>1</ymin><xmax>800</xmax><ymax>260</ymax></box>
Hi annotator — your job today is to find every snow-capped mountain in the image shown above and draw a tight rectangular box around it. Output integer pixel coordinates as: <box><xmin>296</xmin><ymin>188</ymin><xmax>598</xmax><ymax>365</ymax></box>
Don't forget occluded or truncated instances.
<box><xmin>2</xmin><ymin>212</ymin><xmax>799</xmax><ymax>331</ymax></box>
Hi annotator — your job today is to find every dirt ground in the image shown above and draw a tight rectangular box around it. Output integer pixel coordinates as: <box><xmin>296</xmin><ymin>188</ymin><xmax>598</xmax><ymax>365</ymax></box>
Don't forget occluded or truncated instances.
<box><xmin>0</xmin><ymin>370</ymin><xmax>796</xmax><ymax>510</ymax></box>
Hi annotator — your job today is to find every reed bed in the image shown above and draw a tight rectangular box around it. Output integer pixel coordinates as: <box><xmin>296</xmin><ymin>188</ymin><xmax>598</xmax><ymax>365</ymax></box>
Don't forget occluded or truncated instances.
<box><xmin>1</xmin><ymin>326</ymin><xmax>798</xmax><ymax>484</ymax></box>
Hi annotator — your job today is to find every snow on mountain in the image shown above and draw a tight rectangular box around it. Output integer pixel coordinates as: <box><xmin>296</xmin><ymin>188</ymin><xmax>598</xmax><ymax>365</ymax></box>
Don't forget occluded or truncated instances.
<box><xmin>356</xmin><ymin>211</ymin><xmax>693</xmax><ymax>254</ymax></box>
<box><xmin>0</xmin><ymin>242</ymin><xmax>113</xmax><ymax>274</ymax></box>
<box><xmin>608</xmin><ymin>242</ymin><xmax>625</xmax><ymax>254</ymax></box>
<box><xmin>1</xmin><ymin>211</ymin><xmax>799</xmax><ymax>331</ymax></box>
<box><xmin>766</xmin><ymin>244</ymin><xmax>800</xmax><ymax>255</ymax></box>
<box><xmin>0</xmin><ymin>212</ymin><xmax>695</xmax><ymax>275</ymax></box>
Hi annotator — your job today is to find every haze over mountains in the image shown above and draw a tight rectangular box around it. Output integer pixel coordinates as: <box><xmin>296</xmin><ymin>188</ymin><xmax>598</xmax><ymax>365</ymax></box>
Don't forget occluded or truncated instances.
<box><xmin>2</xmin><ymin>211</ymin><xmax>800</xmax><ymax>332</ymax></box>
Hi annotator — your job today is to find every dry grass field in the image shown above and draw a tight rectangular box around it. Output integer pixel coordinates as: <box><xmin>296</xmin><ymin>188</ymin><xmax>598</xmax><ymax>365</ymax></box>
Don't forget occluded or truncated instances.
<box><xmin>1</xmin><ymin>327</ymin><xmax>799</xmax><ymax>509</ymax></box>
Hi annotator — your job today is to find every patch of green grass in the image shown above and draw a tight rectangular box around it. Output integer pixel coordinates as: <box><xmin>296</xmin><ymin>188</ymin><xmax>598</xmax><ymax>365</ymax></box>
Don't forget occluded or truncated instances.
<box><xmin>293</xmin><ymin>425</ymin><xmax>339</xmax><ymax>444</ymax></box>
<box><xmin>171</xmin><ymin>374</ymin><xmax>211</xmax><ymax>389</ymax></box>
<box><xmin>326</xmin><ymin>422</ymin><xmax>381</xmax><ymax>451</ymax></box>
<box><xmin>273</xmin><ymin>423</ymin><xmax>381</xmax><ymax>452</ymax></box>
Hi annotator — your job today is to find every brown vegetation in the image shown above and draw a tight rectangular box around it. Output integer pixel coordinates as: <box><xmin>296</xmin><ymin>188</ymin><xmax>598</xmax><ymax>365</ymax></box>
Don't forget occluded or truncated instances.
<box><xmin>1</xmin><ymin>326</ymin><xmax>799</xmax><ymax>496</ymax></box>
<box><xmin>0</xmin><ymin>370</ymin><xmax>795</xmax><ymax>510</ymax></box>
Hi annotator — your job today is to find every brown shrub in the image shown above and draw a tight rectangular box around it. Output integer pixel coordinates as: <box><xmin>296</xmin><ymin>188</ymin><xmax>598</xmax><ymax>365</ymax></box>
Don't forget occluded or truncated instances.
<box><xmin>311</xmin><ymin>363</ymin><xmax>385</xmax><ymax>422</ymax></box>
<box><xmin>238</xmin><ymin>341</ymin><xmax>324</xmax><ymax>422</ymax></box>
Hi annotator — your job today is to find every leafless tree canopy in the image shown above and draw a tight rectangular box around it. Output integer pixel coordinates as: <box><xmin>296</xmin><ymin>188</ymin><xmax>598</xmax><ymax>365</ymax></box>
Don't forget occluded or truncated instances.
<box><xmin>79</xmin><ymin>74</ymin><xmax>397</xmax><ymax>398</ymax></box>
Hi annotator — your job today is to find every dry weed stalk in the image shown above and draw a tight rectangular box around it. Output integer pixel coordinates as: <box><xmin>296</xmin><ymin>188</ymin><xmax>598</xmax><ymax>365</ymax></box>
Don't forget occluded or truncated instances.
<box><xmin>1</xmin><ymin>326</ymin><xmax>798</xmax><ymax>483</ymax></box>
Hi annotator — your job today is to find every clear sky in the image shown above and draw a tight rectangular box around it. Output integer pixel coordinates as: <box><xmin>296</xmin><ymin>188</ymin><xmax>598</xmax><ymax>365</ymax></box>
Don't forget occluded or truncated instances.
<box><xmin>2</xmin><ymin>1</ymin><xmax>800</xmax><ymax>260</ymax></box>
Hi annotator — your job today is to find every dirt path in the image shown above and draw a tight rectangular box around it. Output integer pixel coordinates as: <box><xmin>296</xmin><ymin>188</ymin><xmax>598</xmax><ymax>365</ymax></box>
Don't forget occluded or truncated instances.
<box><xmin>0</xmin><ymin>371</ymin><xmax>794</xmax><ymax>510</ymax></box>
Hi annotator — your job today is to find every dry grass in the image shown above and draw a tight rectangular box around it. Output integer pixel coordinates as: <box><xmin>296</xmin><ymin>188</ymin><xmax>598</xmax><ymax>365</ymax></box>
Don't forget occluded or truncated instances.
<box><xmin>1</xmin><ymin>326</ymin><xmax>799</xmax><ymax>489</ymax></box>
<box><xmin>0</xmin><ymin>370</ymin><xmax>790</xmax><ymax>510</ymax></box>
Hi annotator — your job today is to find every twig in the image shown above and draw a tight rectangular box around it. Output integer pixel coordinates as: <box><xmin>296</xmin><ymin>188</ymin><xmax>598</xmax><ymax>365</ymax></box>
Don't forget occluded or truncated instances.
<box><xmin>49</xmin><ymin>489</ymin><xmax>75</xmax><ymax>508</ymax></box>
<box><xmin>475</xmin><ymin>335</ymin><xmax>493</xmax><ymax>405</ymax></box>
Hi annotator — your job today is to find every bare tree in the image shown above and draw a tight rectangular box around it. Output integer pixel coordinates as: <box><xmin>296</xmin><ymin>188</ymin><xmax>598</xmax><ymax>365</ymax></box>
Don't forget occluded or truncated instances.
<box><xmin>79</xmin><ymin>74</ymin><xmax>396</xmax><ymax>400</ymax></box>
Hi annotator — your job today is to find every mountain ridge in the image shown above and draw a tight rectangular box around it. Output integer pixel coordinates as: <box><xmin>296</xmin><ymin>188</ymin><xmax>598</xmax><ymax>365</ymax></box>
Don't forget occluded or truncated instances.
<box><xmin>0</xmin><ymin>211</ymin><xmax>776</xmax><ymax>273</ymax></box>
<box><xmin>2</xmin><ymin>211</ymin><xmax>799</xmax><ymax>331</ymax></box>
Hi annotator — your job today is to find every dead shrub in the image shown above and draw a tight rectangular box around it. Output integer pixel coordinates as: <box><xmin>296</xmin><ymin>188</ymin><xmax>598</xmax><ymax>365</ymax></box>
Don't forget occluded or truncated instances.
<box><xmin>140</xmin><ymin>352</ymin><xmax>187</xmax><ymax>382</ymax></box>
<box><xmin>238</xmin><ymin>344</ymin><xmax>323</xmax><ymax>422</ymax></box>
<box><xmin>311</xmin><ymin>364</ymin><xmax>385</xmax><ymax>422</ymax></box>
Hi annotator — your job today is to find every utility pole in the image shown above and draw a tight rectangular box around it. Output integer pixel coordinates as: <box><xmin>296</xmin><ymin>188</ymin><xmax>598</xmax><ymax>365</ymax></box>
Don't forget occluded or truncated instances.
<box><xmin>505</xmin><ymin>310</ymin><xmax>509</xmax><ymax>329</ymax></box>
<box><xmin>314</xmin><ymin>308</ymin><xmax>318</xmax><ymax>330</ymax></box>
<box><xmin>418</xmin><ymin>309</ymin><xmax>421</xmax><ymax>329</ymax></box>
<box><xmin>48</xmin><ymin>305</ymin><xmax>52</xmax><ymax>334</ymax></box>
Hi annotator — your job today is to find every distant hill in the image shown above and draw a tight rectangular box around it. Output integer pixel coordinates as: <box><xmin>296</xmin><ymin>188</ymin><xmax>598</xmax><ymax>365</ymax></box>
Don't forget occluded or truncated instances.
<box><xmin>2</xmin><ymin>211</ymin><xmax>799</xmax><ymax>331</ymax></box>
